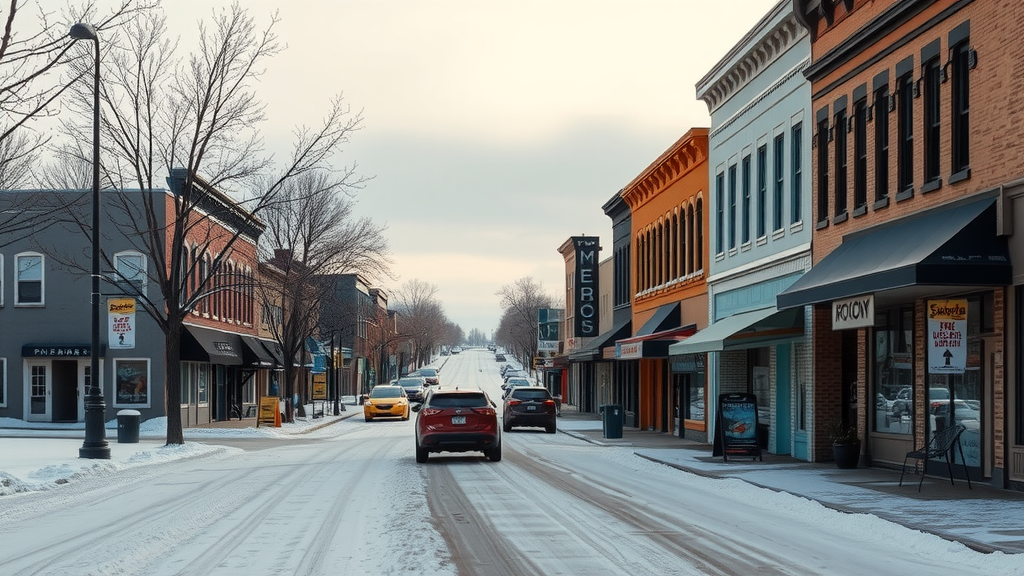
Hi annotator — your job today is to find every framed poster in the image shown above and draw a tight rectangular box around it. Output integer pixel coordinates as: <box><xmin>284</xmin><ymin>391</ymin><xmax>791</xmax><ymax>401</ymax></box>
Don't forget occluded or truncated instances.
<box><xmin>715</xmin><ymin>393</ymin><xmax>762</xmax><ymax>461</ymax></box>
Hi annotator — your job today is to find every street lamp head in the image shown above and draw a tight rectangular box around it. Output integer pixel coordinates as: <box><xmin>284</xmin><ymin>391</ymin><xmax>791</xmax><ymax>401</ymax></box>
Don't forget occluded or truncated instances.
<box><xmin>69</xmin><ymin>22</ymin><xmax>98</xmax><ymax>41</ymax></box>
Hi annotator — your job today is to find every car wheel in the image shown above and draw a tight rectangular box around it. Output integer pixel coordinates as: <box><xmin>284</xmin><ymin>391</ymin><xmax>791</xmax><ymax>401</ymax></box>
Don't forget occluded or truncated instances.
<box><xmin>415</xmin><ymin>443</ymin><xmax>429</xmax><ymax>463</ymax></box>
<box><xmin>364</xmin><ymin>416</ymin><xmax>372</xmax><ymax>422</ymax></box>
<box><xmin>503</xmin><ymin>420</ymin><xmax>512</xmax><ymax>432</ymax></box>
<box><xmin>546</xmin><ymin>424</ymin><xmax>556</xmax><ymax>434</ymax></box>
<box><xmin>487</xmin><ymin>443</ymin><xmax>502</xmax><ymax>462</ymax></box>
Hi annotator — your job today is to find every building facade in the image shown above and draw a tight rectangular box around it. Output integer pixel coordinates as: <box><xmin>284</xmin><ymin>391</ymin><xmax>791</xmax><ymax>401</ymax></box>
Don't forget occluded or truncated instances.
<box><xmin>679</xmin><ymin>0</ymin><xmax>815</xmax><ymax>458</ymax></box>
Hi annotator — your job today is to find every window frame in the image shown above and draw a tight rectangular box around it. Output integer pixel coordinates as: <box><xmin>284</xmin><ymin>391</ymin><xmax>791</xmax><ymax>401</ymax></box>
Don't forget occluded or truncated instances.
<box><xmin>791</xmin><ymin>122</ymin><xmax>802</xmax><ymax>225</ymax></box>
<box><xmin>923</xmin><ymin>56</ymin><xmax>942</xmax><ymax>186</ymax></box>
<box><xmin>816</xmin><ymin>116</ymin><xmax>830</xmax><ymax>225</ymax></box>
<box><xmin>14</xmin><ymin>252</ymin><xmax>44</xmax><ymax>306</ymax></box>
<box><xmin>951</xmin><ymin>40</ymin><xmax>971</xmax><ymax>177</ymax></box>
<box><xmin>114</xmin><ymin>251</ymin><xmax>148</xmax><ymax>296</ymax></box>
<box><xmin>853</xmin><ymin>98</ymin><xmax>868</xmax><ymax>212</ymax></box>
<box><xmin>741</xmin><ymin>156</ymin><xmax>751</xmax><ymax>245</ymax></box>
<box><xmin>113</xmin><ymin>358</ymin><xmax>151</xmax><ymax>408</ymax></box>
<box><xmin>834</xmin><ymin>106</ymin><xmax>848</xmax><ymax>218</ymax></box>
<box><xmin>773</xmin><ymin>133</ymin><xmax>785</xmax><ymax>231</ymax></box>
<box><xmin>715</xmin><ymin>172</ymin><xmax>725</xmax><ymax>254</ymax></box>
<box><xmin>874</xmin><ymin>85</ymin><xmax>890</xmax><ymax>204</ymax></box>
<box><xmin>728</xmin><ymin>164</ymin><xmax>737</xmax><ymax>250</ymax></box>
<box><xmin>897</xmin><ymin>72</ymin><xmax>915</xmax><ymax>196</ymax></box>
<box><xmin>757</xmin><ymin>144</ymin><xmax>767</xmax><ymax>238</ymax></box>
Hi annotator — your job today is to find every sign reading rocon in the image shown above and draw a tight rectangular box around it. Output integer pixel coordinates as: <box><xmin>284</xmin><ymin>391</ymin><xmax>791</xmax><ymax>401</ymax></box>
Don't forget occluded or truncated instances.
<box><xmin>573</xmin><ymin>236</ymin><xmax>600</xmax><ymax>337</ymax></box>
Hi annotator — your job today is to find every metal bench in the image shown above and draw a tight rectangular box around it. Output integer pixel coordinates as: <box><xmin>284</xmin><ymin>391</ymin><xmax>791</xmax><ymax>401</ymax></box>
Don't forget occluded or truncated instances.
<box><xmin>899</xmin><ymin>423</ymin><xmax>972</xmax><ymax>492</ymax></box>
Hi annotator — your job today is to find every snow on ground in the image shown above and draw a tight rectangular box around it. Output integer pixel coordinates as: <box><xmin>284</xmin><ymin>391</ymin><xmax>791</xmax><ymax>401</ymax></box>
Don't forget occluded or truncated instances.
<box><xmin>0</xmin><ymin>406</ymin><xmax>344</xmax><ymax>496</ymax></box>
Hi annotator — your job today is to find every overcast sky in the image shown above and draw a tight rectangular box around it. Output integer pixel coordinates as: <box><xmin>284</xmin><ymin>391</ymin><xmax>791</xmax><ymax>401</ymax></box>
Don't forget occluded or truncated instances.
<box><xmin>161</xmin><ymin>0</ymin><xmax>780</xmax><ymax>335</ymax></box>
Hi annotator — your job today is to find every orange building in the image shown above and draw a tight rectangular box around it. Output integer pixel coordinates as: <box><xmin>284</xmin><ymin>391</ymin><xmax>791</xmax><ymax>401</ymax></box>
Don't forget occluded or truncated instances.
<box><xmin>618</xmin><ymin>129</ymin><xmax>710</xmax><ymax>434</ymax></box>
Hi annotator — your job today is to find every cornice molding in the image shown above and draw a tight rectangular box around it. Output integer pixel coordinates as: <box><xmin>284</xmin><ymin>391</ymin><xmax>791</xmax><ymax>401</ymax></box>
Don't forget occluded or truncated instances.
<box><xmin>621</xmin><ymin>132</ymin><xmax>709</xmax><ymax>210</ymax></box>
<box><xmin>697</xmin><ymin>14</ymin><xmax>807</xmax><ymax>114</ymax></box>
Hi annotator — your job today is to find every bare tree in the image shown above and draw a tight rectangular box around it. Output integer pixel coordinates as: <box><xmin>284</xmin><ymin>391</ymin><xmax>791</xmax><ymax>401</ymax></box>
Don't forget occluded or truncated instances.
<box><xmin>51</xmin><ymin>3</ymin><xmax>373</xmax><ymax>444</ymax></box>
<box><xmin>495</xmin><ymin>276</ymin><xmax>554</xmax><ymax>366</ymax></box>
<box><xmin>256</xmin><ymin>171</ymin><xmax>389</xmax><ymax>420</ymax></box>
<box><xmin>391</xmin><ymin>279</ymin><xmax>452</xmax><ymax>366</ymax></box>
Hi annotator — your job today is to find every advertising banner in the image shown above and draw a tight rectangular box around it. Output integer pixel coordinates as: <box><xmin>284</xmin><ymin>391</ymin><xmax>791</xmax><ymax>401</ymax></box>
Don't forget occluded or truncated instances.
<box><xmin>108</xmin><ymin>298</ymin><xmax>136</xmax><ymax>349</ymax></box>
<box><xmin>573</xmin><ymin>236</ymin><xmax>600</xmax><ymax>337</ymax></box>
<box><xmin>927</xmin><ymin>299</ymin><xmax>967</xmax><ymax>374</ymax></box>
<box><xmin>713</xmin><ymin>393</ymin><xmax>762</xmax><ymax>461</ymax></box>
<box><xmin>538</xmin><ymin>308</ymin><xmax>562</xmax><ymax>352</ymax></box>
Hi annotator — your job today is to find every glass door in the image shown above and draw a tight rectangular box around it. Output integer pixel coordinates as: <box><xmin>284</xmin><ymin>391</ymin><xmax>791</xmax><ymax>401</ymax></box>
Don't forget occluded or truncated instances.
<box><xmin>27</xmin><ymin>361</ymin><xmax>50</xmax><ymax>421</ymax></box>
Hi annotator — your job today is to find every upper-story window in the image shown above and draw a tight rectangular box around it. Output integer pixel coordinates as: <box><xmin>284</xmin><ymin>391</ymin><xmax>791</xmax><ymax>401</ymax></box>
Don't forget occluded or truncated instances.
<box><xmin>923</xmin><ymin>54</ymin><xmax>942</xmax><ymax>186</ymax></box>
<box><xmin>695</xmin><ymin>199</ymin><xmax>703</xmax><ymax>271</ymax></box>
<box><xmin>950</xmin><ymin>32</ymin><xmax>971</xmax><ymax>177</ymax></box>
<box><xmin>114</xmin><ymin>251</ymin><xmax>147</xmax><ymax>296</ymax></box>
<box><xmin>874</xmin><ymin>84</ymin><xmax>890</xmax><ymax>203</ymax></box>
<box><xmin>741</xmin><ymin>156</ymin><xmax>751</xmax><ymax>244</ymax></box>
<box><xmin>728</xmin><ymin>164</ymin><xmax>737</xmax><ymax>250</ymax></box>
<box><xmin>773</xmin><ymin>133</ymin><xmax>784</xmax><ymax>231</ymax></box>
<box><xmin>15</xmin><ymin>252</ymin><xmax>43</xmax><ymax>306</ymax></box>
<box><xmin>791</xmin><ymin>123</ymin><xmax>802</xmax><ymax>225</ymax></box>
<box><xmin>834</xmin><ymin>105</ymin><xmax>848</xmax><ymax>218</ymax></box>
<box><xmin>897</xmin><ymin>70</ymin><xmax>915</xmax><ymax>196</ymax></box>
<box><xmin>756</xmin><ymin>144</ymin><xmax>767</xmax><ymax>238</ymax></box>
<box><xmin>715</xmin><ymin>172</ymin><xmax>725</xmax><ymax>254</ymax></box>
<box><xmin>853</xmin><ymin>97</ymin><xmax>868</xmax><ymax>212</ymax></box>
<box><xmin>0</xmin><ymin>254</ymin><xmax>4</xmax><ymax>307</ymax></box>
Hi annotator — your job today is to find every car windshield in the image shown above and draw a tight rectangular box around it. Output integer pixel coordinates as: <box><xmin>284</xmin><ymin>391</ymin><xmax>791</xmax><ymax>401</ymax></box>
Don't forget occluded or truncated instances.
<box><xmin>428</xmin><ymin>394</ymin><xmax>487</xmax><ymax>408</ymax></box>
<box><xmin>512</xmin><ymin>390</ymin><xmax>550</xmax><ymax>401</ymax></box>
<box><xmin>397</xmin><ymin>379</ymin><xmax>422</xmax><ymax>387</ymax></box>
<box><xmin>418</xmin><ymin>369</ymin><xmax>437</xmax><ymax>377</ymax></box>
<box><xmin>369</xmin><ymin>386</ymin><xmax>403</xmax><ymax>398</ymax></box>
<box><xmin>507</xmin><ymin>378</ymin><xmax>530</xmax><ymax>385</ymax></box>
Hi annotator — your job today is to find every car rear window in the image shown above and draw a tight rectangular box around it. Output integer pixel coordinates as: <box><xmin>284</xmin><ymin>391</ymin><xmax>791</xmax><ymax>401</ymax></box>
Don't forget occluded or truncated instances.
<box><xmin>512</xmin><ymin>389</ymin><xmax>551</xmax><ymax>401</ymax></box>
<box><xmin>419</xmin><ymin>369</ymin><xmax>437</xmax><ymax>376</ymax></box>
<box><xmin>429</xmin><ymin>393</ymin><xmax>487</xmax><ymax>408</ymax></box>
<box><xmin>370</xmin><ymin>386</ymin><xmax>404</xmax><ymax>398</ymax></box>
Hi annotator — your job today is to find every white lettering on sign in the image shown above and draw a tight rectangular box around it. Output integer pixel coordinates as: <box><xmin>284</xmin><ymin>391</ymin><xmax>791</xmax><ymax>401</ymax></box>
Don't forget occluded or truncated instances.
<box><xmin>574</xmin><ymin>236</ymin><xmax>600</xmax><ymax>337</ymax></box>
<box><xmin>832</xmin><ymin>295</ymin><xmax>874</xmax><ymax>330</ymax></box>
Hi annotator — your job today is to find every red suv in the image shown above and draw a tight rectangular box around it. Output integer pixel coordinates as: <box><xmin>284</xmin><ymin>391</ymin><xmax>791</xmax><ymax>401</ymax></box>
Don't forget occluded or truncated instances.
<box><xmin>413</xmin><ymin>389</ymin><xmax>501</xmax><ymax>463</ymax></box>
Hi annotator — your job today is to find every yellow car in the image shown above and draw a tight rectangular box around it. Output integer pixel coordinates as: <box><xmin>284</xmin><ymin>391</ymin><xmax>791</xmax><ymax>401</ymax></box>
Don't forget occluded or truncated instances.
<box><xmin>363</xmin><ymin>385</ymin><xmax>410</xmax><ymax>421</ymax></box>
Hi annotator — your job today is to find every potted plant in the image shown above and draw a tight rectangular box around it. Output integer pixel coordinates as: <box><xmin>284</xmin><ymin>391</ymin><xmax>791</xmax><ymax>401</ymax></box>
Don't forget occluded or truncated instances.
<box><xmin>827</xmin><ymin>419</ymin><xmax>861</xmax><ymax>469</ymax></box>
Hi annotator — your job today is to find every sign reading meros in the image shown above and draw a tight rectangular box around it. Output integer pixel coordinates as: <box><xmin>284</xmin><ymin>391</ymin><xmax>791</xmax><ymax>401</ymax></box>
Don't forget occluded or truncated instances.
<box><xmin>573</xmin><ymin>236</ymin><xmax>600</xmax><ymax>337</ymax></box>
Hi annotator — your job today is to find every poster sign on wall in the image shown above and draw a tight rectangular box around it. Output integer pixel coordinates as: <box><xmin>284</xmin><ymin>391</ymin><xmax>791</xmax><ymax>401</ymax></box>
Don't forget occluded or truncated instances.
<box><xmin>108</xmin><ymin>298</ymin><xmax>136</xmax><ymax>349</ymax></box>
<box><xmin>927</xmin><ymin>299</ymin><xmax>967</xmax><ymax>374</ymax></box>
<box><xmin>714</xmin><ymin>393</ymin><xmax>762</xmax><ymax>461</ymax></box>
<box><xmin>537</xmin><ymin>308</ymin><xmax>562</xmax><ymax>352</ymax></box>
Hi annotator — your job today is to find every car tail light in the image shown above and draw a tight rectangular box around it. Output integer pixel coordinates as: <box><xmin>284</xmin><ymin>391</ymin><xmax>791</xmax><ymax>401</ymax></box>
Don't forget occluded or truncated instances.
<box><xmin>507</xmin><ymin>400</ymin><xmax>522</xmax><ymax>407</ymax></box>
<box><xmin>472</xmin><ymin>407</ymin><xmax>496</xmax><ymax>416</ymax></box>
<box><xmin>542</xmin><ymin>399</ymin><xmax>555</xmax><ymax>406</ymax></box>
<box><xmin>422</xmin><ymin>408</ymin><xmax>444</xmax><ymax>416</ymax></box>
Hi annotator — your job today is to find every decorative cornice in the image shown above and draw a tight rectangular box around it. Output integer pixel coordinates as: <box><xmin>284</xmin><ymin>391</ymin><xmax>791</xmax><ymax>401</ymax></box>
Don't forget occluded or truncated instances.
<box><xmin>621</xmin><ymin>130</ymin><xmax>709</xmax><ymax>211</ymax></box>
<box><xmin>697</xmin><ymin>14</ymin><xmax>807</xmax><ymax>114</ymax></box>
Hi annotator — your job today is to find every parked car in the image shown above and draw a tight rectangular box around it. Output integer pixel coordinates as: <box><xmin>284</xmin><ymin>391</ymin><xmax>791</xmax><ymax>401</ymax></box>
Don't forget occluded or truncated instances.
<box><xmin>503</xmin><ymin>370</ymin><xmax>528</xmax><ymax>383</ymax></box>
<box><xmin>416</xmin><ymin>367</ymin><xmax>440</xmax><ymax>386</ymax></box>
<box><xmin>494</xmin><ymin>353</ymin><xmax>506</xmax><ymax>362</ymax></box>
<box><xmin>363</xmin><ymin>385</ymin><xmax>410</xmax><ymax>421</ymax></box>
<box><xmin>451</xmin><ymin>346</ymin><xmax>462</xmax><ymax>354</ymax></box>
<box><xmin>412</xmin><ymin>389</ymin><xmax>501</xmax><ymax>463</ymax></box>
<box><xmin>930</xmin><ymin>399</ymin><xmax>980</xmax><ymax>431</ymax></box>
<box><xmin>503</xmin><ymin>386</ymin><xmax>557</xmax><ymax>433</ymax></box>
<box><xmin>395</xmin><ymin>376</ymin><xmax>428</xmax><ymax>402</ymax></box>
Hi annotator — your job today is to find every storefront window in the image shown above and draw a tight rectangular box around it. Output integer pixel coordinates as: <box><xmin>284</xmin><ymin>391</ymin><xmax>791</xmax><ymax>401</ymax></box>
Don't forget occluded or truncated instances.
<box><xmin>874</xmin><ymin>307</ymin><xmax>913</xmax><ymax>434</ymax></box>
<box><xmin>685</xmin><ymin>372</ymin><xmax>705</xmax><ymax>421</ymax></box>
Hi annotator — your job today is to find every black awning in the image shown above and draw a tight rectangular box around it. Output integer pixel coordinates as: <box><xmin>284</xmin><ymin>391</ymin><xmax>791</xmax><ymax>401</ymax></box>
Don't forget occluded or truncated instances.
<box><xmin>569</xmin><ymin>317</ymin><xmax>631</xmax><ymax>361</ymax></box>
<box><xmin>634</xmin><ymin>302</ymin><xmax>680</xmax><ymax>336</ymax></box>
<box><xmin>240</xmin><ymin>336</ymin><xmax>276</xmax><ymax>368</ymax></box>
<box><xmin>777</xmin><ymin>197</ymin><xmax>1011</xmax><ymax>310</ymax></box>
<box><xmin>182</xmin><ymin>325</ymin><xmax>244</xmax><ymax>366</ymax></box>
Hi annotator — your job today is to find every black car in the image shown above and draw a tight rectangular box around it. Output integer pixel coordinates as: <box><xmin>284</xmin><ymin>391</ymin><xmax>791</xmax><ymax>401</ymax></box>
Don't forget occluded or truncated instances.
<box><xmin>494</xmin><ymin>353</ymin><xmax>506</xmax><ymax>362</ymax></box>
<box><xmin>503</xmin><ymin>386</ymin><xmax>557</xmax><ymax>433</ymax></box>
<box><xmin>394</xmin><ymin>376</ymin><xmax>428</xmax><ymax>402</ymax></box>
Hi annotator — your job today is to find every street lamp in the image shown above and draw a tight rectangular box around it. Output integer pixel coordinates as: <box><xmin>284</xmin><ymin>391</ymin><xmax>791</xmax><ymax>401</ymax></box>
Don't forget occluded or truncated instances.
<box><xmin>71</xmin><ymin>22</ymin><xmax>110</xmax><ymax>460</ymax></box>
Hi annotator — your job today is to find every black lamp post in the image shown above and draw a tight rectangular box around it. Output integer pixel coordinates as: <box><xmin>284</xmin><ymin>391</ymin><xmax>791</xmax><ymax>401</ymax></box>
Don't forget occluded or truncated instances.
<box><xmin>71</xmin><ymin>22</ymin><xmax>110</xmax><ymax>460</ymax></box>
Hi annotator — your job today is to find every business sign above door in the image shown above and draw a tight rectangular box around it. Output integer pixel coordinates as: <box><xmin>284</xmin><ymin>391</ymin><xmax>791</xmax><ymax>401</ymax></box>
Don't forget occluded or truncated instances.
<box><xmin>22</xmin><ymin>345</ymin><xmax>95</xmax><ymax>357</ymax></box>
<box><xmin>832</xmin><ymin>294</ymin><xmax>874</xmax><ymax>330</ymax></box>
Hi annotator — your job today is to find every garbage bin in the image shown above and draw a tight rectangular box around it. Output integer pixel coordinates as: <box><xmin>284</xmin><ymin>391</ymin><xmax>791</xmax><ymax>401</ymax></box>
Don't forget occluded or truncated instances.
<box><xmin>117</xmin><ymin>409</ymin><xmax>141</xmax><ymax>443</ymax></box>
<box><xmin>601</xmin><ymin>404</ymin><xmax>623</xmax><ymax>439</ymax></box>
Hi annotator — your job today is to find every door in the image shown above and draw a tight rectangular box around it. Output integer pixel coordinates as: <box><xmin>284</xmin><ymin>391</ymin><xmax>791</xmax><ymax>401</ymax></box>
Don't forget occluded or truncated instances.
<box><xmin>776</xmin><ymin>344</ymin><xmax>792</xmax><ymax>455</ymax></box>
<box><xmin>51</xmin><ymin>360</ymin><xmax>78</xmax><ymax>422</ymax></box>
<box><xmin>26</xmin><ymin>360</ymin><xmax>50</xmax><ymax>421</ymax></box>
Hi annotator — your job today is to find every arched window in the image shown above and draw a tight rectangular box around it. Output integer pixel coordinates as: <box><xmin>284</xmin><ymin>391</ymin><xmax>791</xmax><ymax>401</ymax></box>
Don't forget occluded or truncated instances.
<box><xmin>696</xmin><ymin>198</ymin><xmax>704</xmax><ymax>272</ymax></box>
<box><xmin>687</xmin><ymin>205</ymin><xmax>695</xmax><ymax>275</ymax></box>
<box><xmin>679</xmin><ymin>207</ymin><xmax>687</xmax><ymax>277</ymax></box>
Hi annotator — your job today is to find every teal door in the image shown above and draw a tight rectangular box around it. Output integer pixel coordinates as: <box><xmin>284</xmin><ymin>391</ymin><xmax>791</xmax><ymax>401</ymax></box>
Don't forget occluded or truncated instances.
<box><xmin>775</xmin><ymin>345</ymin><xmax>792</xmax><ymax>455</ymax></box>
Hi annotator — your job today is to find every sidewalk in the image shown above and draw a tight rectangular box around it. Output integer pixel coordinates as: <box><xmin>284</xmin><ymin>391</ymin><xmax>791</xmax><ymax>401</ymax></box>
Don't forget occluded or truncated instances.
<box><xmin>556</xmin><ymin>409</ymin><xmax>1024</xmax><ymax>554</ymax></box>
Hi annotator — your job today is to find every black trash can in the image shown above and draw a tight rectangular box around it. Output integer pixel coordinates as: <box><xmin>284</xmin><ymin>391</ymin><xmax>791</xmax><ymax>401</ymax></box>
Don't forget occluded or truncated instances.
<box><xmin>601</xmin><ymin>404</ymin><xmax>623</xmax><ymax>439</ymax></box>
<box><xmin>117</xmin><ymin>409</ymin><xmax>141</xmax><ymax>443</ymax></box>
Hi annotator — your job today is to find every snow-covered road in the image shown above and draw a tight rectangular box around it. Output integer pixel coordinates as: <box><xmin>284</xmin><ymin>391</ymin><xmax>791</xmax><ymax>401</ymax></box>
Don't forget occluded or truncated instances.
<box><xmin>1</xmin><ymin>350</ymin><xmax>1018</xmax><ymax>575</ymax></box>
